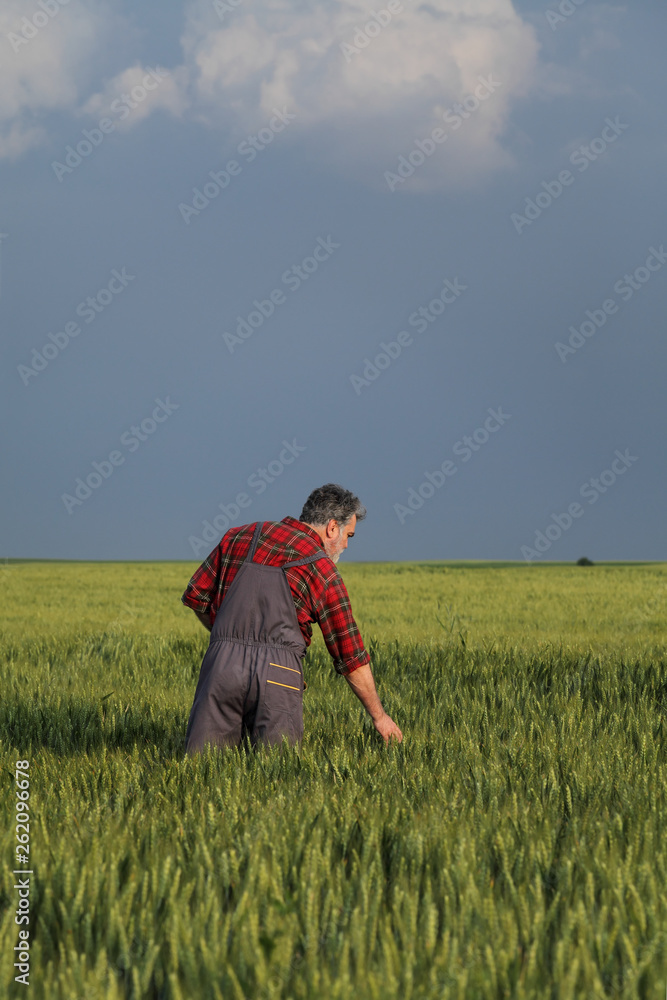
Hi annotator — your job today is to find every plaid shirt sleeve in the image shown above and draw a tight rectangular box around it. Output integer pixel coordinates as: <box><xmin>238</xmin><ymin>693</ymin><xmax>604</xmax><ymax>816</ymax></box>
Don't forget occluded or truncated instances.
<box><xmin>314</xmin><ymin>572</ymin><xmax>370</xmax><ymax>676</ymax></box>
<box><xmin>181</xmin><ymin>546</ymin><xmax>221</xmax><ymax>614</ymax></box>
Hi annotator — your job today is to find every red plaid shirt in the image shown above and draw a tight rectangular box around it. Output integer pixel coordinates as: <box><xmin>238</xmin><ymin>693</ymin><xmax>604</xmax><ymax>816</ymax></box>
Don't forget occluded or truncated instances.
<box><xmin>181</xmin><ymin>516</ymin><xmax>369</xmax><ymax>675</ymax></box>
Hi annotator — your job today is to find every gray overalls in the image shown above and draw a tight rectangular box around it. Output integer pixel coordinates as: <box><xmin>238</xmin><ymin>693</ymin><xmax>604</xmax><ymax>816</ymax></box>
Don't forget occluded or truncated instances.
<box><xmin>185</xmin><ymin>521</ymin><xmax>326</xmax><ymax>752</ymax></box>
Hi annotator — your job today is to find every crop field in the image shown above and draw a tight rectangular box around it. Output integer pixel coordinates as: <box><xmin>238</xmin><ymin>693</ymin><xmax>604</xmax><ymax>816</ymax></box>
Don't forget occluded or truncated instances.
<box><xmin>1</xmin><ymin>559</ymin><xmax>667</xmax><ymax>999</ymax></box>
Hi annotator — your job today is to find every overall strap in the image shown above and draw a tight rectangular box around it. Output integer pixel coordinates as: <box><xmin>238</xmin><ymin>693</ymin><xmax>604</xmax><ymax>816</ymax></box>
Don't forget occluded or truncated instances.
<box><xmin>283</xmin><ymin>549</ymin><xmax>328</xmax><ymax>570</ymax></box>
<box><xmin>246</xmin><ymin>521</ymin><xmax>264</xmax><ymax>563</ymax></box>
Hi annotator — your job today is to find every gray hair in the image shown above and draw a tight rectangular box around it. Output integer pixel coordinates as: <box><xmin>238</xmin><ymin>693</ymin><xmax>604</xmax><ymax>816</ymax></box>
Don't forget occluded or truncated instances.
<box><xmin>299</xmin><ymin>483</ymin><xmax>367</xmax><ymax>528</ymax></box>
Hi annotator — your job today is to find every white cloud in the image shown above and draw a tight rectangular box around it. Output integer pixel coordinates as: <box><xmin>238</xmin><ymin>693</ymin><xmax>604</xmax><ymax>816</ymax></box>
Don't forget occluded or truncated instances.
<box><xmin>0</xmin><ymin>0</ymin><xmax>120</xmax><ymax>159</ymax></box>
<box><xmin>80</xmin><ymin>64</ymin><xmax>190</xmax><ymax>130</ymax></box>
<box><xmin>177</xmin><ymin>0</ymin><xmax>540</xmax><ymax>189</ymax></box>
<box><xmin>0</xmin><ymin>0</ymin><xmax>541</xmax><ymax>188</ymax></box>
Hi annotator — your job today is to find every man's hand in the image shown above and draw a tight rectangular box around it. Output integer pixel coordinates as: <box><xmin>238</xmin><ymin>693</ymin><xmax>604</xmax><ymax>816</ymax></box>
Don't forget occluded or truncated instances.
<box><xmin>343</xmin><ymin>663</ymin><xmax>403</xmax><ymax>743</ymax></box>
<box><xmin>373</xmin><ymin>712</ymin><xmax>403</xmax><ymax>744</ymax></box>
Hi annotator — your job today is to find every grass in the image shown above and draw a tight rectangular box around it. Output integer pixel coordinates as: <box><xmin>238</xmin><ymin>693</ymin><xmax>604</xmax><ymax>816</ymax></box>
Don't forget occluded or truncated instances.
<box><xmin>1</xmin><ymin>560</ymin><xmax>666</xmax><ymax>998</ymax></box>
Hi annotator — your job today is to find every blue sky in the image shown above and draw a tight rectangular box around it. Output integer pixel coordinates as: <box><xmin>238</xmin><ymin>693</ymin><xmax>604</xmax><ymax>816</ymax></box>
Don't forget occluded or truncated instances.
<box><xmin>1</xmin><ymin>0</ymin><xmax>665</xmax><ymax>562</ymax></box>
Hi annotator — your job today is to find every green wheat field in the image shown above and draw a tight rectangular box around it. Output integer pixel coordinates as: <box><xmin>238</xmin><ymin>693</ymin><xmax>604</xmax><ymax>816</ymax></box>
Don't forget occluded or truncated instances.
<box><xmin>1</xmin><ymin>560</ymin><xmax>666</xmax><ymax>999</ymax></box>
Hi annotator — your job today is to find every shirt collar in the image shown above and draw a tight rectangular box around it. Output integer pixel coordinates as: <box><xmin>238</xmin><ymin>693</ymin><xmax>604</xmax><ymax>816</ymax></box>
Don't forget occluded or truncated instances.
<box><xmin>281</xmin><ymin>515</ymin><xmax>325</xmax><ymax>549</ymax></box>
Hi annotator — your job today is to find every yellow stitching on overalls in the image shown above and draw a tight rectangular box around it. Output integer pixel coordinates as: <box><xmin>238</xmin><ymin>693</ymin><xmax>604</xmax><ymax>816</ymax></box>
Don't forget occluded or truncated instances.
<box><xmin>269</xmin><ymin>662</ymin><xmax>301</xmax><ymax>674</ymax></box>
<box><xmin>266</xmin><ymin>679</ymin><xmax>300</xmax><ymax>691</ymax></box>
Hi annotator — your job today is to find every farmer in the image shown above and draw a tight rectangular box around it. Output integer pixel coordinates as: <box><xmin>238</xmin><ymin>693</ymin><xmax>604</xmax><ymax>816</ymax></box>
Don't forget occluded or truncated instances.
<box><xmin>182</xmin><ymin>483</ymin><xmax>403</xmax><ymax>752</ymax></box>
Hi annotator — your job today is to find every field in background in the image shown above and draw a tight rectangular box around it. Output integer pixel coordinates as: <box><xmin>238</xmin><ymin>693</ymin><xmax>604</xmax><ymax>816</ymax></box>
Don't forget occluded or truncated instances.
<box><xmin>4</xmin><ymin>559</ymin><xmax>667</xmax><ymax>654</ymax></box>
<box><xmin>1</xmin><ymin>561</ymin><xmax>666</xmax><ymax>998</ymax></box>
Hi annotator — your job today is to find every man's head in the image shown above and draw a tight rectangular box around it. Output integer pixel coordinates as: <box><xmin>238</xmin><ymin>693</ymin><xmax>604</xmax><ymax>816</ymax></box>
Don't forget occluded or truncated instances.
<box><xmin>299</xmin><ymin>483</ymin><xmax>366</xmax><ymax>564</ymax></box>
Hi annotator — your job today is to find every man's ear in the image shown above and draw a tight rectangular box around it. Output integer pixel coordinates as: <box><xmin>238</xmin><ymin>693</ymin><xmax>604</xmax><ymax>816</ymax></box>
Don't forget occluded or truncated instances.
<box><xmin>325</xmin><ymin>518</ymin><xmax>339</xmax><ymax>539</ymax></box>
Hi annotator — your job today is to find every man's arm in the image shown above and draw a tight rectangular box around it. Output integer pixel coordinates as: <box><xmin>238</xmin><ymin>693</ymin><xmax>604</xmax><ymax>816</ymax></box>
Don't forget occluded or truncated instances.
<box><xmin>193</xmin><ymin>609</ymin><xmax>212</xmax><ymax>632</ymax></box>
<box><xmin>343</xmin><ymin>664</ymin><xmax>403</xmax><ymax>743</ymax></box>
<box><xmin>182</xmin><ymin>544</ymin><xmax>222</xmax><ymax>632</ymax></box>
<box><xmin>311</xmin><ymin>570</ymin><xmax>403</xmax><ymax>742</ymax></box>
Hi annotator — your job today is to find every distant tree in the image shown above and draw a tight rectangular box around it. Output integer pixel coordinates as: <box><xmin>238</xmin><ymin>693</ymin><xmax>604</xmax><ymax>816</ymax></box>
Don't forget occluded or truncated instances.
<box><xmin>576</xmin><ymin>557</ymin><xmax>594</xmax><ymax>566</ymax></box>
